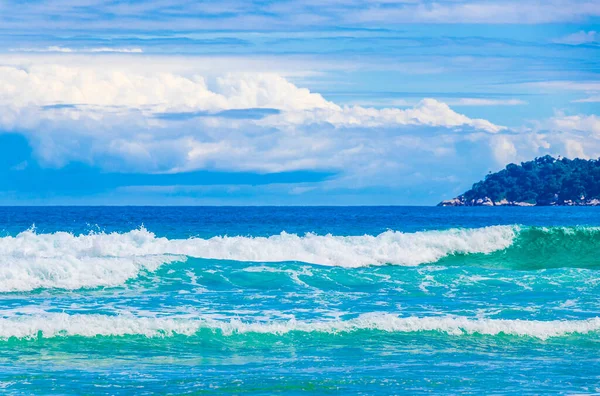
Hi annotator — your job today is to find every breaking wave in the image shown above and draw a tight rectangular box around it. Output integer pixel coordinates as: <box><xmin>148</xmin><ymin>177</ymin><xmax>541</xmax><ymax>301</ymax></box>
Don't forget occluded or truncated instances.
<box><xmin>1</xmin><ymin>313</ymin><xmax>599</xmax><ymax>341</ymax></box>
<box><xmin>0</xmin><ymin>226</ymin><xmax>516</xmax><ymax>291</ymax></box>
<box><xmin>1</xmin><ymin>225</ymin><xmax>600</xmax><ymax>292</ymax></box>
<box><xmin>0</xmin><ymin>226</ymin><xmax>518</xmax><ymax>268</ymax></box>
<box><xmin>0</xmin><ymin>255</ymin><xmax>185</xmax><ymax>292</ymax></box>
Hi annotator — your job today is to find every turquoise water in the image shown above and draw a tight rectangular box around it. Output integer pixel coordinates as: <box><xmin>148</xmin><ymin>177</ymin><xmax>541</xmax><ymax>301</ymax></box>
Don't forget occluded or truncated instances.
<box><xmin>1</xmin><ymin>207</ymin><xmax>600</xmax><ymax>394</ymax></box>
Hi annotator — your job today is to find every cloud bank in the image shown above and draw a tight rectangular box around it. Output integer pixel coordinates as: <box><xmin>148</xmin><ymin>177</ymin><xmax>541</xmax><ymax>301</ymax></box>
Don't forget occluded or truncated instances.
<box><xmin>0</xmin><ymin>54</ymin><xmax>597</xmax><ymax>200</ymax></box>
<box><xmin>0</xmin><ymin>58</ymin><xmax>508</xmax><ymax>175</ymax></box>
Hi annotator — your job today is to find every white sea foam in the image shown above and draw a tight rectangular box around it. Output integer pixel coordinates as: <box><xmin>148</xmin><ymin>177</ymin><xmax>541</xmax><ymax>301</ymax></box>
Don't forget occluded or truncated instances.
<box><xmin>0</xmin><ymin>255</ymin><xmax>186</xmax><ymax>292</ymax></box>
<box><xmin>1</xmin><ymin>225</ymin><xmax>517</xmax><ymax>264</ymax></box>
<box><xmin>0</xmin><ymin>312</ymin><xmax>597</xmax><ymax>340</ymax></box>
<box><xmin>0</xmin><ymin>226</ymin><xmax>517</xmax><ymax>291</ymax></box>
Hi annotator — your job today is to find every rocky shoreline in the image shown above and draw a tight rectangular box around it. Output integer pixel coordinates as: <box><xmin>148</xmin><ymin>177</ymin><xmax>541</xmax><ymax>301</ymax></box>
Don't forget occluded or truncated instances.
<box><xmin>438</xmin><ymin>196</ymin><xmax>600</xmax><ymax>207</ymax></box>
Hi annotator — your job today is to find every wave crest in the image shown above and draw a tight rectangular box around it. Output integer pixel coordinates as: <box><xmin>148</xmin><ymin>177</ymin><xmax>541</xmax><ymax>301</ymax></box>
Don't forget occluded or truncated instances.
<box><xmin>0</xmin><ymin>225</ymin><xmax>517</xmax><ymax>266</ymax></box>
<box><xmin>0</xmin><ymin>226</ymin><xmax>517</xmax><ymax>291</ymax></box>
<box><xmin>1</xmin><ymin>313</ymin><xmax>598</xmax><ymax>341</ymax></box>
<box><xmin>0</xmin><ymin>255</ymin><xmax>185</xmax><ymax>292</ymax></box>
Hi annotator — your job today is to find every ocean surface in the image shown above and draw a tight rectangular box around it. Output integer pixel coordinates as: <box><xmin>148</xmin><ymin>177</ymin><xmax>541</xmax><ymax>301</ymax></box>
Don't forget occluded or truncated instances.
<box><xmin>1</xmin><ymin>206</ymin><xmax>600</xmax><ymax>394</ymax></box>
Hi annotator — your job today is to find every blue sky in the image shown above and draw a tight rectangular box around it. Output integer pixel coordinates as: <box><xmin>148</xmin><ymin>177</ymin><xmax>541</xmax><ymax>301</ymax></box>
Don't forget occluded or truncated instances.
<box><xmin>0</xmin><ymin>0</ymin><xmax>599</xmax><ymax>205</ymax></box>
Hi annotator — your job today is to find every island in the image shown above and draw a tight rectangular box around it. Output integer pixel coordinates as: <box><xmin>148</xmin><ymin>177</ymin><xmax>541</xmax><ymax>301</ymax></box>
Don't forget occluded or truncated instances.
<box><xmin>438</xmin><ymin>155</ymin><xmax>600</xmax><ymax>206</ymax></box>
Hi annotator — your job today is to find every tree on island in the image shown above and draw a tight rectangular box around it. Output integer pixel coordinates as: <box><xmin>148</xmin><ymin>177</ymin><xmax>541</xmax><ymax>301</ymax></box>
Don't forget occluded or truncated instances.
<box><xmin>439</xmin><ymin>155</ymin><xmax>600</xmax><ymax>206</ymax></box>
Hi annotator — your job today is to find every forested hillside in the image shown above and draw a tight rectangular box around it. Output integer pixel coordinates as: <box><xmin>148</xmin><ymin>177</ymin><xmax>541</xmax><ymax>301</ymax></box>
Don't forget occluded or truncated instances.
<box><xmin>439</xmin><ymin>156</ymin><xmax>600</xmax><ymax>206</ymax></box>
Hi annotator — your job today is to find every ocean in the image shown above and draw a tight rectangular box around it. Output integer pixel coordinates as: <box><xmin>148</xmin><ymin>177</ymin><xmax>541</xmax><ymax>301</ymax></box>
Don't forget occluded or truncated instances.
<box><xmin>0</xmin><ymin>206</ymin><xmax>599</xmax><ymax>394</ymax></box>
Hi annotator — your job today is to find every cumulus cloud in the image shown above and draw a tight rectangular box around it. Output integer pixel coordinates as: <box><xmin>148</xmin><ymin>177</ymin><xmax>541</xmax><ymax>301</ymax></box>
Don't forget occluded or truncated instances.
<box><xmin>0</xmin><ymin>61</ymin><xmax>503</xmax><ymax>133</ymax></box>
<box><xmin>548</xmin><ymin>113</ymin><xmax>600</xmax><ymax>137</ymax></box>
<box><xmin>475</xmin><ymin>110</ymin><xmax>600</xmax><ymax>171</ymax></box>
<box><xmin>490</xmin><ymin>135</ymin><xmax>518</xmax><ymax>164</ymax></box>
<box><xmin>0</xmin><ymin>55</ymin><xmax>596</xmax><ymax>193</ymax></box>
<box><xmin>0</xmin><ymin>65</ymin><xmax>332</xmax><ymax>113</ymax></box>
<box><xmin>564</xmin><ymin>139</ymin><xmax>589</xmax><ymax>159</ymax></box>
<box><xmin>485</xmin><ymin>128</ymin><xmax>599</xmax><ymax>170</ymax></box>
<box><xmin>499</xmin><ymin>113</ymin><xmax>600</xmax><ymax>164</ymax></box>
<box><xmin>0</xmin><ymin>56</ymin><xmax>510</xmax><ymax>184</ymax></box>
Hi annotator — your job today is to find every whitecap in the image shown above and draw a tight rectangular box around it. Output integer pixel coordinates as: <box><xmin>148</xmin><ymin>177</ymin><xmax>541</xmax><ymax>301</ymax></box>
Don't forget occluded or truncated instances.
<box><xmin>1</xmin><ymin>312</ymin><xmax>597</xmax><ymax>341</ymax></box>
<box><xmin>0</xmin><ymin>225</ymin><xmax>518</xmax><ymax>291</ymax></box>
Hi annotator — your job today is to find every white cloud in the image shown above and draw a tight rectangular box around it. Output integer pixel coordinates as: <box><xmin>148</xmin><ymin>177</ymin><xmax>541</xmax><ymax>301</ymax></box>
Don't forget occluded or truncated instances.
<box><xmin>485</xmin><ymin>128</ymin><xmax>599</xmax><ymax>167</ymax></box>
<box><xmin>10</xmin><ymin>46</ymin><xmax>143</xmax><ymax>53</ymax></box>
<box><xmin>491</xmin><ymin>135</ymin><xmax>518</xmax><ymax>164</ymax></box>
<box><xmin>564</xmin><ymin>139</ymin><xmax>589</xmax><ymax>159</ymax></box>
<box><xmin>10</xmin><ymin>55</ymin><xmax>600</xmax><ymax>195</ymax></box>
<box><xmin>0</xmin><ymin>60</ymin><xmax>503</xmax><ymax>133</ymax></box>
<box><xmin>525</xmin><ymin>81</ymin><xmax>600</xmax><ymax>104</ymax></box>
<box><xmin>572</xmin><ymin>96</ymin><xmax>600</xmax><ymax>103</ymax></box>
<box><xmin>339</xmin><ymin>97</ymin><xmax>527</xmax><ymax>108</ymax></box>
<box><xmin>449</xmin><ymin>98</ymin><xmax>527</xmax><ymax>106</ymax></box>
<box><xmin>554</xmin><ymin>30</ymin><xmax>600</xmax><ymax>45</ymax></box>
<box><xmin>525</xmin><ymin>81</ymin><xmax>600</xmax><ymax>91</ymax></box>
<box><xmin>499</xmin><ymin>113</ymin><xmax>600</xmax><ymax>162</ymax></box>
<box><xmin>479</xmin><ymin>111</ymin><xmax>600</xmax><ymax>167</ymax></box>
<box><xmin>263</xmin><ymin>99</ymin><xmax>504</xmax><ymax>132</ymax></box>
<box><xmin>0</xmin><ymin>56</ymin><xmax>507</xmax><ymax>179</ymax></box>
<box><xmin>0</xmin><ymin>65</ymin><xmax>331</xmax><ymax>113</ymax></box>
<box><xmin>548</xmin><ymin>113</ymin><xmax>600</xmax><ymax>137</ymax></box>
<box><xmin>88</xmin><ymin>48</ymin><xmax>143</xmax><ymax>53</ymax></box>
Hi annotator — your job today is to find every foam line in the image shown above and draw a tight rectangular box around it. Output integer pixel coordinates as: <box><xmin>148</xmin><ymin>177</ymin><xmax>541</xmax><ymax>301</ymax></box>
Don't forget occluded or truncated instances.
<box><xmin>1</xmin><ymin>312</ymin><xmax>598</xmax><ymax>340</ymax></box>
<box><xmin>0</xmin><ymin>225</ymin><xmax>519</xmax><ymax>291</ymax></box>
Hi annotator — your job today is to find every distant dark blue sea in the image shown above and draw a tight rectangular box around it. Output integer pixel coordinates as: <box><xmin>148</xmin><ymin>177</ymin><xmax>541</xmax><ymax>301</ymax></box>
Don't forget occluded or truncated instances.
<box><xmin>1</xmin><ymin>206</ymin><xmax>600</xmax><ymax>394</ymax></box>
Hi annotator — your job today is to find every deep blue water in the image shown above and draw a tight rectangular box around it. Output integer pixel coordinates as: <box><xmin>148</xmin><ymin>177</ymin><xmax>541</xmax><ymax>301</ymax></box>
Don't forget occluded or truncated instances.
<box><xmin>3</xmin><ymin>205</ymin><xmax>600</xmax><ymax>236</ymax></box>
<box><xmin>0</xmin><ymin>206</ymin><xmax>599</xmax><ymax>394</ymax></box>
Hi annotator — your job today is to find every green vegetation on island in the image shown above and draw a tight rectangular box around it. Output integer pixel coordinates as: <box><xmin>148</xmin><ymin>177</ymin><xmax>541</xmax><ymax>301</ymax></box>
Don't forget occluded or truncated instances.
<box><xmin>439</xmin><ymin>155</ymin><xmax>600</xmax><ymax>206</ymax></box>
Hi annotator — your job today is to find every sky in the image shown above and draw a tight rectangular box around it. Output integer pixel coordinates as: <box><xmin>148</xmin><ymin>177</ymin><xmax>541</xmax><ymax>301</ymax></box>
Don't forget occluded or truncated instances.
<box><xmin>0</xmin><ymin>0</ymin><xmax>599</xmax><ymax>205</ymax></box>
